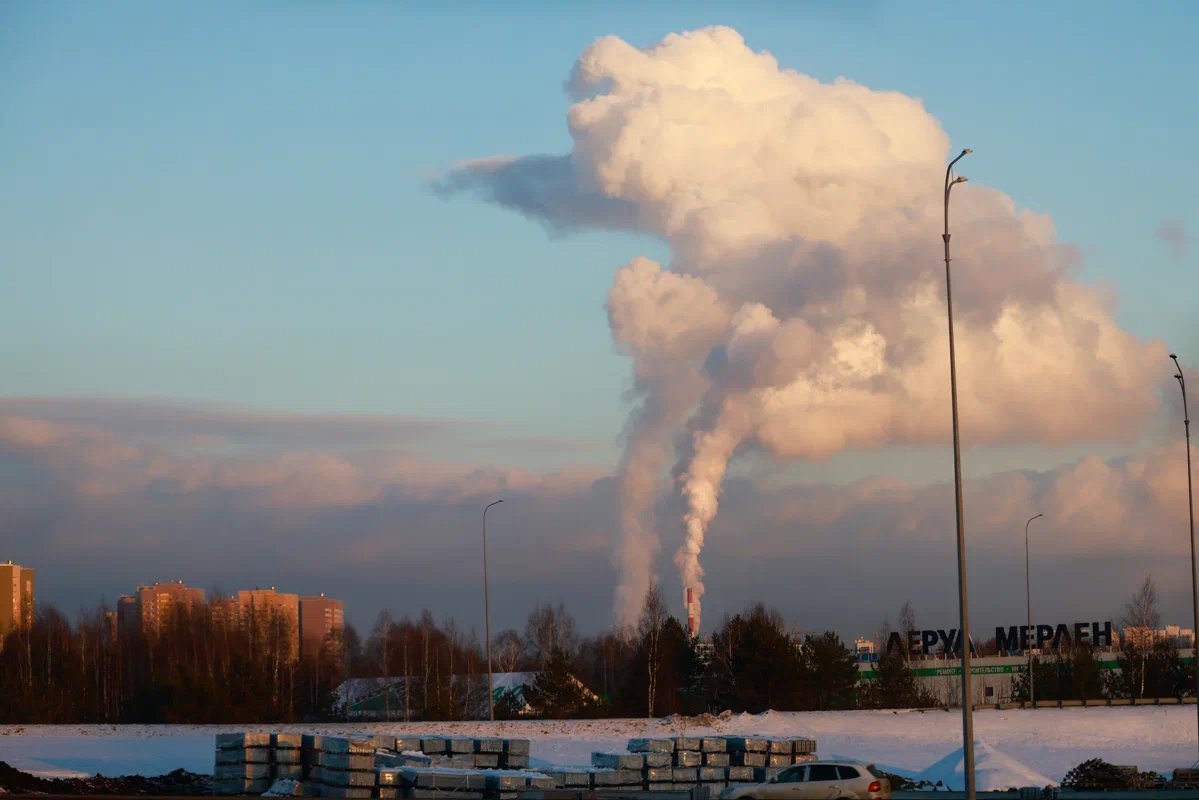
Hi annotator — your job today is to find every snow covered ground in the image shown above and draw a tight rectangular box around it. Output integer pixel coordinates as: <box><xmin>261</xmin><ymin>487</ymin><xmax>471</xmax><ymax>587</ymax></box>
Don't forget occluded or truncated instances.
<box><xmin>0</xmin><ymin>707</ymin><xmax>1192</xmax><ymax>791</ymax></box>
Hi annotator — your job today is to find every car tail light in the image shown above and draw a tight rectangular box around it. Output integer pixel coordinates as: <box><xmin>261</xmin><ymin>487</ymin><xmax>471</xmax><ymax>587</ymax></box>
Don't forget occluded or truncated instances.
<box><xmin>868</xmin><ymin>781</ymin><xmax>881</xmax><ymax>793</ymax></box>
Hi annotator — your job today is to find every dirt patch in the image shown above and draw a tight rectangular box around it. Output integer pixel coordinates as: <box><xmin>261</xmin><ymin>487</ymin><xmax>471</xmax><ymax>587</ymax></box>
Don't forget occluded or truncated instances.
<box><xmin>0</xmin><ymin>762</ymin><xmax>212</xmax><ymax>795</ymax></box>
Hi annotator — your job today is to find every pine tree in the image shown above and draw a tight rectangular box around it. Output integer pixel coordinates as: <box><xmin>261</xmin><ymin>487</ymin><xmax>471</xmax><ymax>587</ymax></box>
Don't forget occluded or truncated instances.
<box><xmin>800</xmin><ymin>632</ymin><xmax>859</xmax><ymax>710</ymax></box>
<box><xmin>859</xmin><ymin>649</ymin><xmax>936</xmax><ymax>709</ymax></box>
<box><xmin>523</xmin><ymin>647</ymin><xmax>594</xmax><ymax>718</ymax></box>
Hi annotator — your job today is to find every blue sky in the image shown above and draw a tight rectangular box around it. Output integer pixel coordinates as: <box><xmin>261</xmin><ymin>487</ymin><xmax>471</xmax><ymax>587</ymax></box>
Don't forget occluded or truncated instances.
<box><xmin>2</xmin><ymin>1</ymin><xmax>1195</xmax><ymax>455</ymax></box>
<box><xmin>2</xmin><ymin>3</ymin><xmax>1199</xmax><ymax>631</ymax></box>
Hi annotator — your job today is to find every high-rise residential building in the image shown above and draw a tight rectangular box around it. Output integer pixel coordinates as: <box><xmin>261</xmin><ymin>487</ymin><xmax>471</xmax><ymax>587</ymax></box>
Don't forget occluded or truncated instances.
<box><xmin>238</xmin><ymin>588</ymin><xmax>300</xmax><ymax>659</ymax></box>
<box><xmin>118</xmin><ymin>581</ymin><xmax>206</xmax><ymax>637</ymax></box>
<box><xmin>299</xmin><ymin>594</ymin><xmax>344</xmax><ymax>660</ymax></box>
<box><xmin>0</xmin><ymin>562</ymin><xmax>35</xmax><ymax>641</ymax></box>
<box><xmin>1122</xmin><ymin>624</ymin><xmax>1196</xmax><ymax>649</ymax></box>
<box><xmin>209</xmin><ymin>596</ymin><xmax>241</xmax><ymax>631</ymax></box>
<box><xmin>116</xmin><ymin>594</ymin><xmax>139</xmax><ymax>637</ymax></box>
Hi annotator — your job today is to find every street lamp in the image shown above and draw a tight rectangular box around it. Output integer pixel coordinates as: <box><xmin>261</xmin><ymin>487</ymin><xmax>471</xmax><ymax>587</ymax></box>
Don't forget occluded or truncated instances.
<box><xmin>1169</xmin><ymin>353</ymin><xmax>1198</xmax><ymax>755</ymax></box>
<box><xmin>943</xmin><ymin>147</ymin><xmax>977</xmax><ymax>800</ymax></box>
<box><xmin>1024</xmin><ymin>513</ymin><xmax>1043</xmax><ymax>708</ymax></box>
<box><xmin>483</xmin><ymin>499</ymin><xmax>504</xmax><ymax>722</ymax></box>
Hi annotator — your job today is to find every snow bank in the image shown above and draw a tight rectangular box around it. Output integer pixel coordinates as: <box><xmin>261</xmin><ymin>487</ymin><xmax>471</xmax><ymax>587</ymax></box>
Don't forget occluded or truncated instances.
<box><xmin>918</xmin><ymin>741</ymin><xmax>1055</xmax><ymax>791</ymax></box>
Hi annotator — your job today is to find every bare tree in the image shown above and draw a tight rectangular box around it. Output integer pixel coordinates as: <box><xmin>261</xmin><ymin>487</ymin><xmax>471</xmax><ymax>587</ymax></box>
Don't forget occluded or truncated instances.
<box><xmin>524</xmin><ymin>603</ymin><xmax>579</xmax><ymax>666</ymax></box>
<box><xmin>372</xmin><ymin>611</ymin><xmax>394</xmax><ymax>720</ymax></box>
<box><xmin>1119</xmin><ymin>575</ymin><xmax>1161</xmax><ymax>698</ymax></box>
<box><xmin>493</xmin><ymin>629</ymin><xmax>526</xmax><ymax>674</ymax></box>
<box><xmin>898</xmin><ymin>601</ymin><xmax>918</xmax><ymax>661</ymax></box>
<box><xmin>637</xmin><ymin>581</ymin><xmax>668</xmax><ymax>718</ymax></box>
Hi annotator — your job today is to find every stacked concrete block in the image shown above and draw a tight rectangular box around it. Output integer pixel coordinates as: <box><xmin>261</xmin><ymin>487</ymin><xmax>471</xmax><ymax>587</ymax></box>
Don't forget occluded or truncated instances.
<box><xmin>671</xmin><ymin>767</ymin><xmax>698</xmax><ymax>784</ymax></box>
<box><xmin>473</xmin><ymin>739</ymin><xmax>502</xmax><ymax>769</ymax></box>
<box><xmin>310</xmin><ymin>736</ymin><xmax>375</xmax><ymax>799</ymax></box>
<box><xmin>584</xmin><ymin>733</ymin><xmax>824</xmax><ymax>791</ymax></box>
<box><xmin>730</xmin><ymin>751</ymin><xmax>766</xmax><ymax>768</ymax></box>
<box><xmin>591</xmin><ymin>752</ymin><xmax>646</xmax><ymax>771</ymax></box>
<box><xmin>590</xmin><ymin>769</ymin><xmax>643</xmax><ymax>788</ymax></box>
<box><xmin>500</xmin><ymin>739</ymin><xmax>530</xmax><ymax>771</ymax></box>
<box><xmin>726</xmin><ymin>766</ymin><xmax>755</xmax><ymax>783</ymax></box>
<box><xmin>215</xmin><ymin>734</ymin><xmax>275</xmax><ymax>796</ymax></box>
<box><xmin>395</xmin><ymin>737</ymin><xmax>423</xmax><ymax>754</ymax></box>
<box><xmin>273</xmin><ymin>735</ymin><xmax>304</xmax><ymax>781</ymax></box>
<box><xmin>540</xmin><ymin>769</ymin><xmax>591</xmax><ymax>789</ymax></box>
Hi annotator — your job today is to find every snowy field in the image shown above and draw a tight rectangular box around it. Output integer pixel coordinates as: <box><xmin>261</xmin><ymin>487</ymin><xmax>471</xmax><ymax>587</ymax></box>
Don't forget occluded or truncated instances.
<box><xmin>0</xmin><ymin>707</ymin><xmax>1193</xmax><ymax>791</ymax></box>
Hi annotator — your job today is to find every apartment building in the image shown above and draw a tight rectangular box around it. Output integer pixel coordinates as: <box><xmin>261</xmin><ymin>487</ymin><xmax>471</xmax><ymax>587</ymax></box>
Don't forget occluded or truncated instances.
<box><xmin>117</xmin><ymin>581</ymin><xmax>206</xmax><ymax>637</ymax></box>
<box><xmin>238</xmin><ymin>588</ymin><xmax>300</xmax><ymax>659</ymax></box>
<box><xmin>0</xmin><ymin>562</ymin><xmax>35</xmax><ymax>640</ymax></box>
<box><xmin>299</xmin><ymin>594</ymin><xmax>344</xmax><ymax>660</ymax></box>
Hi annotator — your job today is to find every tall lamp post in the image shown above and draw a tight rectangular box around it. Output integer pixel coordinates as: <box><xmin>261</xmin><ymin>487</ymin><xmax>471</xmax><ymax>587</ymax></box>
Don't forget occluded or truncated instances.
<box><xmin>483</xmin><ymin>499</ymin><xmax>504</xmax><ymax>722</ymax></box>
<box><xmin>1024</xmin><ymin>513</ymin><xmax>1043</xmax><ymax>707</ymax></box>
<box><xmin>1169</xmin><ymin>354</ymin><xmax>1198</xmax><ymax>755</ymax></box>
<box><xmin>943</xmin><ymin>147</ymin><xmax>976</xmax><ymax>800</ymax></box>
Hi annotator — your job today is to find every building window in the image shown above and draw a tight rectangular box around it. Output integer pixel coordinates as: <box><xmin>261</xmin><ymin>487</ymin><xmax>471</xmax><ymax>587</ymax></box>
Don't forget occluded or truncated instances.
<box><xmin>984</xmin><ymin>686</ymin><xmax>994</xmax><ymax>698</ymax></box>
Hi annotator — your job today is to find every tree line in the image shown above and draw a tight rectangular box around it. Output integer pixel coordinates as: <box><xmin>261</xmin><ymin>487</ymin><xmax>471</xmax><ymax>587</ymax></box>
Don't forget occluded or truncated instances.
<box><xmin>0</xmin><ymin>576</ymin><xmax>1192</xmax><ymax>723</ymax></box>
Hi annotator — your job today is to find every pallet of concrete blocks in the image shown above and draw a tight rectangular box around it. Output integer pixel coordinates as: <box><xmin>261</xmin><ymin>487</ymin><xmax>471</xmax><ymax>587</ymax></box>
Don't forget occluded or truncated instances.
<box><xmin>310</xmin><ymin>736</ymin><xmax>376</xmax><ymax>798</ymax></box>
<box><xmin>214</xmin><ymin>733</ymin><xmax>274</xmax><ymax>795</ymax></box>
<box><xmin>378</xmin><ymin>766</ymin><xmax>554</xmax><ymax>800</ymax></box>
<box><xmin>377</xmin><ymin>766</ymin><xmax>484</xmax><ymax>799</ymax></box>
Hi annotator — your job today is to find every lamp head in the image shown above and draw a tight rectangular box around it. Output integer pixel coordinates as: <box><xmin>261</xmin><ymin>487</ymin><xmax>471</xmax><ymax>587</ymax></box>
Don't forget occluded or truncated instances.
<box><xmin>1170</xmin><ymin>353</ymin><xmax>1178</xmax><ymax>359</ymax></box>
<box><xmin>962</xmin><ymin>148</ymin><xmax>973</xmax><ymax>155</ymax></box>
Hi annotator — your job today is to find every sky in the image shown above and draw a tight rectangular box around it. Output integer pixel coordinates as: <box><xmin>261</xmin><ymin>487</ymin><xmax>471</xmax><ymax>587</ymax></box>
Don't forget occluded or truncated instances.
<box><xmin>1</xmin><ymin>1</ymin><xmax>1197</xmax><ymax>641</ymax></box>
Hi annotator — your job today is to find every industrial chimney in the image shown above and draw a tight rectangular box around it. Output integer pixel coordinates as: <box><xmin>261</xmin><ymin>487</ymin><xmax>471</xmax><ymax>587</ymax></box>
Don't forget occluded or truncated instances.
<box><xmin>685</xmin><ymin>587</ymin><xmax>697</xmax><ymax>637</ymax></box>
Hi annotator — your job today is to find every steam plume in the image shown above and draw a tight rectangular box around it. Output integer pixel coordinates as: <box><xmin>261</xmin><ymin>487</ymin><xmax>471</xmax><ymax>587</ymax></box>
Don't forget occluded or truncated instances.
<box><xmin>440</xmin><ymin>27</ymin><xmax>1166</xmax><ymax>630</ymax></box>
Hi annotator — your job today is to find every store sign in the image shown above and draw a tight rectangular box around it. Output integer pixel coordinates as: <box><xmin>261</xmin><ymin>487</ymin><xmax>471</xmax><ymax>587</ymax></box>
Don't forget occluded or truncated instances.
<box><xmin>884</xmin><ymin>621</ymin><xmax>1113</xmax><ymax>656</ymax></box>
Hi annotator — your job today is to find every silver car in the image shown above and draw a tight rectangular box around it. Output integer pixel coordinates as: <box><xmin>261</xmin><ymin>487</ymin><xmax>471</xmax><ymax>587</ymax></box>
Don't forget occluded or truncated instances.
<box><xmin>720</xmin><ymin>762</ymin><xmax>892</xmax><ymax>800</ymax></box>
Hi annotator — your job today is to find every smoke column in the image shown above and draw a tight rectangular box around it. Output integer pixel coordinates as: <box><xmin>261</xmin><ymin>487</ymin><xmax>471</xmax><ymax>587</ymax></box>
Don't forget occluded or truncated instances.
<box><xmin>439</xmin><ymin>27</ymin><xmax>1166</xmax><ymax>632</ymax></box>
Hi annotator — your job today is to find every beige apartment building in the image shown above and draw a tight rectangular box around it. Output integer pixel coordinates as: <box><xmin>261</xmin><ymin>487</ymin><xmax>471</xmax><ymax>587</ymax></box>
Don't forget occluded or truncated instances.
<box><xmin>0</xmin><ymin>562</ymin><xmax>35</xmax><ymax>640</ymax></box>
<box><xmin>239</xmin><ymin>588</ymin><xmax>300</xmax><ymax>658</ymax></box>
<box><xmin>117</xmin><ymin>581</ymin><xmax>206</xmax><ymax>637</ymax></box>
<box><xmin>299</xmin><ymin>594</ymin><xmax>344</xmax><ymax>660</ymax></box>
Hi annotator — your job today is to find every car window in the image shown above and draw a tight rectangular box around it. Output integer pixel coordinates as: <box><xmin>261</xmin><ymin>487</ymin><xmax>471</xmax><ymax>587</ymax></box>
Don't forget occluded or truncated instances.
<box><xmin>808</xmin><ymin>765</ymin><xmax>839</xmax><ymax>782</ymax></box>
<box><xmin>836</xmin><ymin>767</ymin><xmax>860</xmax><ymax>780</ymax></box>
<box><xmin>866</xmin><ymin>766</ymin><xmax>886</xmax><ymax>779</ymax></box>
<box><xmin>776</xmin><ymin>767</ymin><xmax>805</xmax><ymax>784</ymax></box>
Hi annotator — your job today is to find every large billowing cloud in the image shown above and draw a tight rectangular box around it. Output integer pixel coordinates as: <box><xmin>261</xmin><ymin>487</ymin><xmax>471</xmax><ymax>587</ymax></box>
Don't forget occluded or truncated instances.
<box><xmin>0</xmin><ymin>399</ymin><xmax>1195</xmax><ymax>635</ymax></box>
<box><xmin>440</xmin><ymin>27</ymin><xmax>1169</xmax><ymax>628</ymax></box>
